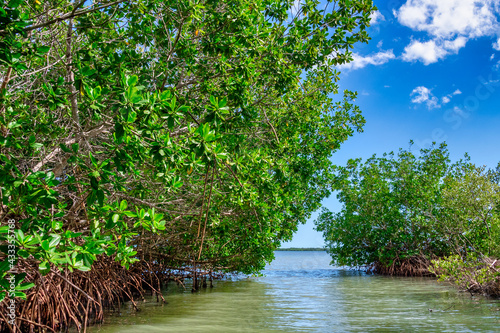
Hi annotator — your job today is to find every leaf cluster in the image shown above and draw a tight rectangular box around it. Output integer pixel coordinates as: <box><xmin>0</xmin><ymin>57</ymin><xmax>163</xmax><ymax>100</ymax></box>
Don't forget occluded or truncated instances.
<box><xmin>0</xmin><ymin>0</ymin><xmax>374</xmax><ymax>303</ymax></box>
<box><xmin>316</xmin><ymin>143</ymin><xmax>500</xmax><ymax>273</ymax></box>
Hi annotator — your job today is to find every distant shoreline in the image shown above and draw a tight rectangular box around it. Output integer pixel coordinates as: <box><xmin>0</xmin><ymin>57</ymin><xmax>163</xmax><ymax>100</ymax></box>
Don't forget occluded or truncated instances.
<box><xmin>276</xmin><ymin>247</ymin><xmax>326</xmax><ymax>251</ymax></box>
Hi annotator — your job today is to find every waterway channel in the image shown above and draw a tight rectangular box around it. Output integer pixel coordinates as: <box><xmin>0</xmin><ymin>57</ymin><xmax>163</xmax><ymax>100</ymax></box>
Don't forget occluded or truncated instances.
<box><xmin>86</xmin><ymin>251</ymin><xmax>500</xmax><ymax>332</ymax></box>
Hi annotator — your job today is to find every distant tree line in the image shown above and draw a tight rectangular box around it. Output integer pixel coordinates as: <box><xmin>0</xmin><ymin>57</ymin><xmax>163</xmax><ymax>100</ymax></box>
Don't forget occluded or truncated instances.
<box><xmin>276</xmin><ymin>247</ymin><xmax>326</xmax><ymax>251</ymax></box>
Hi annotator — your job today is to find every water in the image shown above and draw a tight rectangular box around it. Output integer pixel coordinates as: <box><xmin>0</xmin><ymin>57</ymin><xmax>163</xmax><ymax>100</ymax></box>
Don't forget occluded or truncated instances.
<box><xmin>86</xmin><ymin>251</ymin><xmax>500</xmax><ymax>332</ymax></box>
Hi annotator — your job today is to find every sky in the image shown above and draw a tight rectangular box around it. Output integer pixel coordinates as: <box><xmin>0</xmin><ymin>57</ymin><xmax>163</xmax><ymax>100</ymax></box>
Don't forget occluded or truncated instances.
<box><xmin>283</xmin><ymin>0</ymin><xmax>500</xmax><ymax>248</ymax></box>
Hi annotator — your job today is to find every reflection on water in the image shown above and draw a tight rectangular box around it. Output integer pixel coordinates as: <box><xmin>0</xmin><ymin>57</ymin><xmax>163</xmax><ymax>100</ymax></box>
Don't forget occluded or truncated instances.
<box><xmin>86</xmin><ymin>251</ymin><xmax>500</xmax><ymax>332</ymax></box>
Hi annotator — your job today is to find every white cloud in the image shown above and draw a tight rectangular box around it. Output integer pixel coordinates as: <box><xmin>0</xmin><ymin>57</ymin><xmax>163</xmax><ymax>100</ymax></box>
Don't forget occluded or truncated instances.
<box><xmin>395</xmin><ymin>0</ymin><xmax>500</xmax><ymax>63</ymax></box>
<box><xmin>486</xmin><ymin>78</ymin><xmax>499</xmax><ymax>85</ymax></box>
<box><xmin>402</xmin><ymin>40</ymin><xmax>447</xmax><ymax>64</ymax></box>
<box><xmin>377</xmin><ymin>40</ymin><xmax>383</xmax><ymax>48</ymax></box>
<box><xmin>443</xmin><ymin>36</ymin><xmax>468</xmax><ymax>52</ymax></box>
<box><xmin>396</xmin><ymin>0</ymin><xmax>498</xmax><ymax>39</ymax></box>
<box><xmin>412</xmin><ymin>86</ymin><xmax>463</xmax><ymax>109</ymax></box>
<box><xmin>441</xmin><ymin>91</ymin><xmax>458</xmax><ymax>104</ymax></box>
<box><xmin>494</xmin><ymin>38</ymin><xmax>500</xmax><ymax>51</ymax></box>
<box><xmin>402</xmin><ymin>37</ymin><xmax>467</xmax><ymax>65</ymax></box>
<box><xmin>491</xmin><ymin>53</ymin><xmax>496</xmax><ymax>60</ymax></box>
<box><xmin>340</xmin><ymin>50</ymin><xmax>396</xmax><ymax>70</ymax></box>
<box><xmin>370</xmin><ymin>10</ymin><xmax>385</xmax><ymax>25</ymax></box>
<box><xmin>411</xmin><ymin>86</ymin><xmax>439</xmax><ymax>109</ymax></box>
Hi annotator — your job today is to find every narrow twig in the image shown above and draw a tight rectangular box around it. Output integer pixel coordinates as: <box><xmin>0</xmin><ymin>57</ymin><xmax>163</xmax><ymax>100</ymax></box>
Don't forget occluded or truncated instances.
<box><xmin>193</xmin><ymin>166</ymin><xmax>210</xmax><ymax>231</ymax></box>
<box><xmin>198</xmin><ymin>164</ymin><xmax>216</xmax><ymax>260</ymax></box>
<box><xmin>0</xmin><ymin>67</ymin><xmax>13</xmax><ymax>136</ymax></box>
<box><xmin>0</xmin><ymin>310</ymin><xmax>14</xmax><ymax>333</ymax></box>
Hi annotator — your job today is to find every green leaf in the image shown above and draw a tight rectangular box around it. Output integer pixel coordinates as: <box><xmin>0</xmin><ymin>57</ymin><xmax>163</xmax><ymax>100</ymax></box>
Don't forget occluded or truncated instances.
<box><xmin>15</xmin><ymin>229</ymin><xmax>24</xmax><ymax>242</ymax></box>
<box><xmin>97</xmin><ymin>189</ymin><xmax>105</xmax><ymax>206</ymax></box>
<box><xmin>120</xmin><ymin>200</ymin><xmax>128</xmax><ymax>211</ymax></box>
<box><xmin>7</xmin><ymin>121</ymin><xmax>21</xmax><ymax>129</ymax></box>
<box><xmin>36</xmin><ymin>46</ymin><xmax>50</xmax><ymax>55</ymax></box>
<box><xmin>8</xmin><ymin>0</ymin><xmax>23</xmax><ymax>8</ymax></box>
<box><xmin>39</xmin><ymin>261</ymin><xmax>50</xmax><ymax>274</ymax></box>
<box><xmin>209</xmin><ymin>95</ymin><xmax>217</xmax><ymax>106</ymax></box>
<box><xmin>219</xmin><ymin>97</ymin><xmax>227</xmax><ymax>108</ymax></box>
<box><xmin>115</xmin><ymin>122</ymin><xmax>124</xmax><ymax>141</ymax></box>
<box><xmin>0</xmin><ymin>259</ymin><xmax>10</xmax><ymax>272</ymax></box>
<box><xmin>77</xmin><ymin>265</ymin><xmax>91</xmax><ymax>272</ymax></box>
<box><xmin>127</xmin><ymin>110</ymin><xmax>137</xmax><ymax>122</ymax></box>
<box><xmin>49</xmin><ymin>235</ymin><xmax>61</xmax><ymax>248</ymax></box>
<box><xmin>81</xmin><ymin>66</ymin><xmax>97</xmax><ymax>77</ymax></box>
<box><xmin>160</xmin><ymin>90</ymin><xmax>171</xmax><ymax>101</ymax></box>
<box><xmin>52</xmin><ymin>220</ymin><xmax>63</xmax><ymax>231</ymax></box>
<box><xmin>14</xmin><ymin>291</ymin><xmax>27</xmax><ymax>300</ymax></box>
<box><xmin>89</xmin><ymin>152</ymin><xmax>98</xmax><ymax>167</ymax></box>
<box><xmin>105</xmin><ymin>247</ymin><xmax>116</xmax><ymax>256</ymax></box>
<box><xmin>60</xmin><ymin>143</ymin><xmax>72</xmax><ymax>153</ymax></box>
<box><xmin>41</xmin><ymin>240</ymin><xmax>50</xmax><ymax>251</ymax></box>
<box><xmin>90</xmin><ymin>176</ymin><xmax>99</xmax><ymax>190</ymax></box>
<box><xmin>127</xmin><ymin>75</ymin><xmax>138</xmax><ymax>86</ymax></box>
<box><xmin>16</xmin><ymin>282</ymin><xmax>35</xmax><ymax>291</ymax></box>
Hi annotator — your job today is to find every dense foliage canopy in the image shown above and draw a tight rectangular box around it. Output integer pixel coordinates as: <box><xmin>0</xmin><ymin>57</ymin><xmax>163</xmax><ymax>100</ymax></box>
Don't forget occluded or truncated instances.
<box><xmin>316</xmin><ymin>143</ymin><xmax>500</xmax><ymax>276</ymax></box>
<box><xmin>0</xmin><ymin>0</ymin><xmax>374</xmax><ymax>330</ymax></box>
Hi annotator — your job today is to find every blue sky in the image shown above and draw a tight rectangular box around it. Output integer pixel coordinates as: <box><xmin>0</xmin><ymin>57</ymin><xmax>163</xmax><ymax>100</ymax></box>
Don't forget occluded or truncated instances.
<box><xmin>283</xmin><ymin>0</ymin><xmax>500</xmax><ymax>248</ymax></box>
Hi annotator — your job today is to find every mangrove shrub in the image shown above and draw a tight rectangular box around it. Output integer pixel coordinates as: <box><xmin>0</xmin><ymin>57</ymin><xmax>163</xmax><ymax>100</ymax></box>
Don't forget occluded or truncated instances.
<box><xmin>316</xmin><ymin>143</ymin><xmax>500</xmax><ymax>275</ymax></box>
<box><xmin>0</xmin><ymin>0</ymin><xmax>374</xmax><ymax>330</ymax></box>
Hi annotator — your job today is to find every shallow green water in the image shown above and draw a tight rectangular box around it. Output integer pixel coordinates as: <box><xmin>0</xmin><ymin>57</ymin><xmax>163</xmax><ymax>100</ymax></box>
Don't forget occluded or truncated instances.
<box><xmin>86</xmin><ymin>251</ymin><xmax>500</xmax><ymax>332</ymax></box>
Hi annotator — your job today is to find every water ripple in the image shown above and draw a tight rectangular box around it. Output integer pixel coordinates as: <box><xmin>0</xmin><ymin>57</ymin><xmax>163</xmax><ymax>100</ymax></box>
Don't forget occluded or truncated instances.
<box><xmin>85</xmin><ymin>252</ymin><xmax>500</xmax><ymax>333</ymax></box>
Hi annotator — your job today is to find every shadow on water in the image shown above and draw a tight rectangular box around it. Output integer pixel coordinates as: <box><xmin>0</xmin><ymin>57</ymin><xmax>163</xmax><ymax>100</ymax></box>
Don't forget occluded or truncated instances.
<box><xmin>84</xmin><ymin>251</ymin><xmax>500</xmax><ymax>333</ymax></box>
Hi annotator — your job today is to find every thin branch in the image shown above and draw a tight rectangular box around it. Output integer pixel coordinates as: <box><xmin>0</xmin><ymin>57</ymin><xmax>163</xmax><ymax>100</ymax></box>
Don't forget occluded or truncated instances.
<box><xmin>262</xmin><ymin>107</ymin><xmax>280</xmax><ymax>143</ymax></box>
<box><xmin>31</xmin><ymin>122</ymin><xmax>112</xmax><ymax>174</ymax></box>
<box><xmin>50</xmin><ymin>269</ymin><xmax>97</xmax><ymax>304</ymax></box>
<box><xmin>198</xmin><ymin>164</ymin><xmax>216</xmax><ymax>260</ymax></box>
<box><xmin>160</xmin><ymin>18</ymin><xmax>185</xmax><ymax>91</ymax></box>
<box><xmin>0</xmin><ymin>67</ymin><xmax>13</xmax><ymax>136</ymax></box>
<box><xmin>65</xmin><ymin>13</ymin><xmax>80</xmax><ymax>128</ymax></box>
<box><xmin>194</xmin><ymin>166</ymin><xmax>211</xmax><ymax>232</ymax></box>
<box><xmin>16</xmin><ymin>317</ymin><xmax>57</xmax><ymax>333</ymax></box>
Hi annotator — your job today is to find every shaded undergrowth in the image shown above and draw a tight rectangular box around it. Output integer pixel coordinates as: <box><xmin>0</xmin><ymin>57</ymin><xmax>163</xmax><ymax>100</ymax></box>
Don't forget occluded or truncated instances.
<box><xmin>0</xmin><ymin>257</ymin><xmax>219</xmax><ymax>332</ymax></box>
<box><xmin>370</xmin><ymin>255</ymin><xmax>435</xmax><ymax>277</ymax></box>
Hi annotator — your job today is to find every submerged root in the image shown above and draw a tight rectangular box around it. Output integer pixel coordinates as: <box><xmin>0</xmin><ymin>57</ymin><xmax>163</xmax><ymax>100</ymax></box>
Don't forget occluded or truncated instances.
<box><xmin>371</xmin><ymin>255</ymin><xmax>434</xmax><ymax>277</ymax></box>
<box><xmin>0</xmin><ymin>256</ymin><xmax>217</xmax><ymax>332</ymax></box>
<box><xmin>431</xmin><ymin>256</ymin><xmax>500</xmax><ymax>297</ymax></box>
